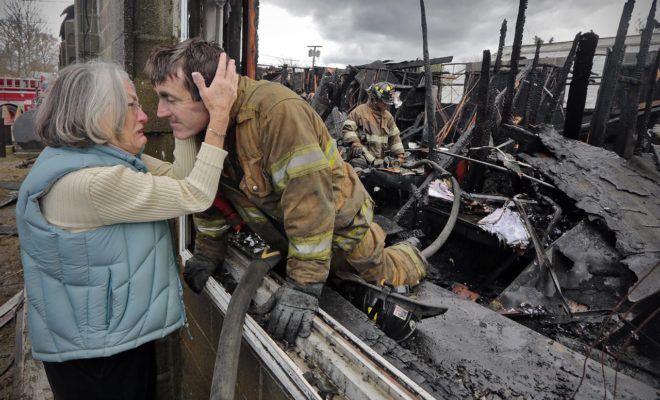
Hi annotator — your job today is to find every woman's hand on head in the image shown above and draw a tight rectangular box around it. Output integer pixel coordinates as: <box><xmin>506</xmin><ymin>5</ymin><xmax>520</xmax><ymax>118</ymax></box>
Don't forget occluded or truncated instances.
<box><xmin>191</xmin><ymin>52</ymin><xmax>239</xmax><ymax>136</ymax></box>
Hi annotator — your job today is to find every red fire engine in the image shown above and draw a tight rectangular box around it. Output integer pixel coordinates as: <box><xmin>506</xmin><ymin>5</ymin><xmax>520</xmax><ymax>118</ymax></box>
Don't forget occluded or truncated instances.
<box><xmin>0</xmin><ymin>77</ymin><xmax>41</xmax><ymax>114</ymax></box>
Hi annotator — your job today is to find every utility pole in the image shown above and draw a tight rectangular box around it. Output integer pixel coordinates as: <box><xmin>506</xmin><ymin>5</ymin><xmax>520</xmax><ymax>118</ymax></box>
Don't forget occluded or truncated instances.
<box><xmin>308</xmin><ymin>45</ymin><xmax>322</xmax><ymax>91</ymax></box>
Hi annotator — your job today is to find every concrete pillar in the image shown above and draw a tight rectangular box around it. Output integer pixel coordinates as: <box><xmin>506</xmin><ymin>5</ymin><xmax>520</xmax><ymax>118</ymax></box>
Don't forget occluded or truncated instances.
<box><xmin>128</xmin><ymin>0</ymin><xmax>179</xmax><ymax>135</ymax></box>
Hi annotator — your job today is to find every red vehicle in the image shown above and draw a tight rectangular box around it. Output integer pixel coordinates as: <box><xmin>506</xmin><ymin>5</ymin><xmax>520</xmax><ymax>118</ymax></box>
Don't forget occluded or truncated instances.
<box><xmin>0</xmin><ymin>77</ymin><xmax>42</xmax><ymax>118</ymax></box>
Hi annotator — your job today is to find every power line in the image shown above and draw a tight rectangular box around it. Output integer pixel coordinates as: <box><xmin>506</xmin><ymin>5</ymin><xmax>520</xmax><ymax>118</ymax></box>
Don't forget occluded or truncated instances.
<box><xmin>260</xmin><ymin>53</ymin><xmax>304</xmax><ymax>63</ymax></box>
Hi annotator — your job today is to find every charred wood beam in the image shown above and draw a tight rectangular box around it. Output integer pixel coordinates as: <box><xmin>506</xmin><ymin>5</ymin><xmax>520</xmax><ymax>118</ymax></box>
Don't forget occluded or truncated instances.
<box><xmin>579</xmin><ymin>104</ymin><xmax>660</xmax><ymax>131</ymax></box>
<box><xmin>392</xmin><ymin>174</ymin><xmax>434</xmax><ymax>227</ymax></box>
<box><xmin>615</xmin><ymin>0</ymin><xmax>656</xmax><ymax>158</ymax></box>
<box><xmin>537</xmin><ymin>194</ymin><xmax>562</xmax><ymax>246</ymax></box>
<box><xmin>303</xmin><ymin>68</ymin><xmax>311</xmax><ymax>93</ymax></box>
<box><xmin>385</xmin><ymin>56</ymin><xmax>453</xmax><ymax>70</ymax></box>
<box><xmin>545</xmin><ymin>33</ymin><xmax>580</xmax><ymax>124</ymax></box>
<box><xmin>511</xmin><ymin>65</ymin><xmax>530</xmax><ymax>115</ymax></box>
<box><xmin>335</xmin><ymin>67</ymin><xmax>358</xmax><ymax>111</ymax></box>
<box><xmin>501</xmin><ymin>0</ymin><xmax>527</xmax><ymax>124</ymax></box>
<box><xmin>400</xmin><ymin>126</ymin><xmax>424</xmax><ymax>142</ymax></box>
<box><xmin>420</xmin><ymin>0</ymin><xmax>437</xmax><ymax>159</ymax></box>
<box><xmin>311</xmin><ymin>71</ymin><xmax>336</xmax><ymax>120</ymax></box>
<box><xmin>637</xmin><ymin>47</ymin><xmax>660</xmax><ymax>153</ymax></box>
<box><xmin>501</xmin><ymin>123</ymin><xmax>543</xmax><ymax>152</ymax></box>
<box><xmin>522</xmin><ymin>39</ymin><xmax>542</xmax><ymax>127</ymax></box>
<box><xmin>242</xmin><ymin>0</ymin><xmax>258</xmax><ymax>78</ymax></box>
<box><xmin>512</xmin><ymin>196</ymin><xmax>571</xmax><ymax>314</ymax></box>
<box><xmin>589</xmin><ymin>0</ymin><xmax>635</xmax><ymax>147</ymax></box>
<box><xmin>635</xmin><ymin>0</ymin><xmax>659</xmax><ymax>154</ymax></box>
<box><xmin>437</xmin><ymin>149</ymin><xmax>556</xmax><ymax>189</ymax></box>
<box><xmin>436</xmin><ymin>125</ymin><xmax>479</xmax><ymax>171</ymax></box>
<box><xmin>615</xmin><ymin>78</ymin><xmax>643</xmax><ymax>157</ymax></box>
<box><xmin>280</xmin><ymin>64</ymin><xmax>289</xmax><ymax>85</ymax></box>
<box><xmin>399</xmin><ymin>112</ymin><xmax>425</xmax><ymax>141</ymax></box>
<box><xmin>564</xmin><ymin>32</ymin><xmax>599</xmax><ymax>139</ymax></box>
<box><xmin>493</xmin><ymin>19</ymin><xmax>507</xmax><ymax>75</ymax></box>
<box><xmin>394</xmin><ymin>74</ymin><xmax>425</xmax><ymax>122</ymax></box>
<box><xmin>529</xmin><ymin>66</ymin><xmax>552</xmax><ymax>127</ymax></box>
<box><xmin>465</xmin><ymin>50</ymin><xmax>492</xmax><ymax>192</ymax></box>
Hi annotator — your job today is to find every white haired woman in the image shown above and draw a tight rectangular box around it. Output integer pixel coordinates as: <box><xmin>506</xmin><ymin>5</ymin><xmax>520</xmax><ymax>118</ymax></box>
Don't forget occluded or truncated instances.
<box><xmin>15</xmin><ymin>54</ymin><xmax>237</xmax><ymax>400</ymax></box>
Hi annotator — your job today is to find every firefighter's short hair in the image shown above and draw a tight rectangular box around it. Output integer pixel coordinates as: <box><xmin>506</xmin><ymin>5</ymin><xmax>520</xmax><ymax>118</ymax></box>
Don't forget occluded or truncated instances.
<box><xmin>145</xmin><ymin>37</ymin><xmax>226</xmax><ymax>102</ymax></box>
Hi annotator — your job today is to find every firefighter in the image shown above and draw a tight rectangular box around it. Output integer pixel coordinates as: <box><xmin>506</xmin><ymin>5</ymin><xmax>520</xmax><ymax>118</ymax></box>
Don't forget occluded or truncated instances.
<box><xmin>342</xmin><ymin>82</ymin><xmax>406</xmax><ymax>169</ymax></box>
<box><xmin>146</xmin><ymin>38</ymin><xmax>427</xmax><ymax>345</ymax></box>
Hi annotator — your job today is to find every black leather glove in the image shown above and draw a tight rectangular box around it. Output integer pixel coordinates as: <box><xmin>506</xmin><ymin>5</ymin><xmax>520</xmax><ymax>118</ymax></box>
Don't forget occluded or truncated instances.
<box><xmin>183</xmin><ymin>254</ymin><xmax>220</xmax><ymax>294</ymax></box>
<box><xmin>255</xmin><ymin>280</ymin><xmax>322</xmax><ymax>344</ymax></box>
<box><xmin>350</xmin><ymin>143</ymin><xmax>363</xmax><ymax>158</ymax></box>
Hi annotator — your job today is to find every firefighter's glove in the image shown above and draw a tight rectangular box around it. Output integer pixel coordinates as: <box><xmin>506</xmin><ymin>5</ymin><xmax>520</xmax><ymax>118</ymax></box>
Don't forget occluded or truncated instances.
<box><xmin>350</xmin><ymin>142</ymin><xmax>363</xmax><ymax>158</ymax></box>
<box><xmin>255</xmin><ymin>280</ymin><xmax>322</xmax><ymax>344</ymax></box>
<box><xmin>183</xmin><ymin>254</ymin><xmax>219</xmax><ymax>294</ymax></box>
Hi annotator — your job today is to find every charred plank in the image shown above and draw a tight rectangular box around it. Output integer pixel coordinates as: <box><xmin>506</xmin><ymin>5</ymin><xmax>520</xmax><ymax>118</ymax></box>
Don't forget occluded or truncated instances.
<box><xmin>501</xmin><ymin>0</ymin><xmax>528</xmax><ymax>124</ymax></box>
<box><xmin>589</xmin><ymin>0</ymin><xmax>634</xmax><ymax>147</ymax></box>
<box><xmin>564</xmin><ymin>32</ymin><xmax>599</xmax><ymax>139</ymax></box>
<box><xmin>545</xmin><ymin>33</ymin><xmax>580</xmax><ymax>125</ymax></box>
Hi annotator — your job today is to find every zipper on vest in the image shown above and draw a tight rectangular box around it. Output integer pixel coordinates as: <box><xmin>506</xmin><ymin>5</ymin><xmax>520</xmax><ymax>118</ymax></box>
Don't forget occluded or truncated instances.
<box><xmin>106</xmin><ymin>270</ymin><xmax>113</xmax><ymax>327</ymax></box>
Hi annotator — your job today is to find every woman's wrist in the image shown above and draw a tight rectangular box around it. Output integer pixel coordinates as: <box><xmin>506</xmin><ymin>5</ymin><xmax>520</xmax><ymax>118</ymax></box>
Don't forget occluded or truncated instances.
<box><xmin>203</xmin><ymin>124</ymin><xmax>228</xmax><ymax>148</ymax></box>
<box><xmin>206</xmin><ymin>116</ymin><xmax>229</xmax><ymax>135</ymax></box>
<box><xmin>207</xmin><ymin>126</ymin><xmax>226</xmax><ymax>137</ymax></box>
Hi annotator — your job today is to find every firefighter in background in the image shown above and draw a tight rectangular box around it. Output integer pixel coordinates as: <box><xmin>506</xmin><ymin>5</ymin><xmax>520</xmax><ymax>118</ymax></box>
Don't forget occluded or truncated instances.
<box><xmin>342</xmin><ymin>82</ymin><xmax>406</xmax><ymax>168</ymax></box>
<box><xmin>146</xmin><ymin>38</ymin><xmax>427</xmax><ymax>345</ymax></box>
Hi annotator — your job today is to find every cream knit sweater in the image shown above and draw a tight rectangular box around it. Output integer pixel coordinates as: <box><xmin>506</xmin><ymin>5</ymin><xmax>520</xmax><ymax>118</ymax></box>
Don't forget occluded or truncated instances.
<box><xmin>40</xmin><ymin>138</ymin><xmax>226</xmax><ymax>232</ymax></box>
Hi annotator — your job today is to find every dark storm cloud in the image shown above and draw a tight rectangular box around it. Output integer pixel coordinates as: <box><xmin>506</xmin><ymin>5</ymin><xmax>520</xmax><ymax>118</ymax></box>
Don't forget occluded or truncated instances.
<box><xmin>263</xmin><ymin>0</ymin><xmax>654</xmax><ymax>65</ymax></box>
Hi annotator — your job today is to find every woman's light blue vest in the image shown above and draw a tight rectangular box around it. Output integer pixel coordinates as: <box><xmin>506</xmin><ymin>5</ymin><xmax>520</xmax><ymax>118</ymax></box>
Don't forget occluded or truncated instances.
<box><xmin>16</xmin><ymin>145</ymin><xmax>185</xmax><ymax>362</ymax></box>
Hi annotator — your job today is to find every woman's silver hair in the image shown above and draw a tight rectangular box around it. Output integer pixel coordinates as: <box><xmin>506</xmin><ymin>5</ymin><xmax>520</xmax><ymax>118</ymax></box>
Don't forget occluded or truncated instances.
<box><xmin>36</xmin><ymin>61</ymin><xmax>132</xmax><ymax>148</ymax></box>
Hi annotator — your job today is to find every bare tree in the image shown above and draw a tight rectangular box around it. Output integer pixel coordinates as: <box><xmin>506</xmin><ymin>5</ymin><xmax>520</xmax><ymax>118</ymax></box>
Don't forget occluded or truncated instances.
<box><xmin>0</xmin><ymin>0</ymin><xmax>59</xmax><ymax>77</ymax></box>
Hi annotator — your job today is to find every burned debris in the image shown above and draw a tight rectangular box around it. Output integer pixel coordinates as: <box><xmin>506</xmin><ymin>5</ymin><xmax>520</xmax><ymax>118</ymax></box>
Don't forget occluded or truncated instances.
<box><xmin>247</xmin><ymin>0</ymin><xmax>660</xmax><ymax>396</ymax></box>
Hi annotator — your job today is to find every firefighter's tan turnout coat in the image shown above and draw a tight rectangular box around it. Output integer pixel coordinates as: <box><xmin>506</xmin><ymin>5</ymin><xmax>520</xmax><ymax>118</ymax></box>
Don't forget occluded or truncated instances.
<box><xmin>193</xmin><ymin>77</ymin><xmax>426</xmax><ymax>287</ymax></box>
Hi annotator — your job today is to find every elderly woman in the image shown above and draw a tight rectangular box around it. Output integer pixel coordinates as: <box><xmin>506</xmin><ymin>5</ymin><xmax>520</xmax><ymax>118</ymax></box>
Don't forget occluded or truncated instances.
<box><xmin>15</xmin><ymin>55</ymin><xmax>237</xmax><ymax>399</ymax></box>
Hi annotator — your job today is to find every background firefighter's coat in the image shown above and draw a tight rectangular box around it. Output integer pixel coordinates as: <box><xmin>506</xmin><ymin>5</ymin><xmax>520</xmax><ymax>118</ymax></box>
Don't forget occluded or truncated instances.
<box><xmin>342</xmin><ymin>102</ymin><xmax>405</xmax><ymax>164</ymax></box>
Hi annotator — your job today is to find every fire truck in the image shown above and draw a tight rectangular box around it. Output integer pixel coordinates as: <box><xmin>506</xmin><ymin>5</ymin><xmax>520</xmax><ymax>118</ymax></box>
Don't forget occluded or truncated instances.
<box><xmin>0</xmin><ymin>77</ymin><xmax>42</xmax><ymax>123</ymax></box>
<box><xmin>1</xmin><ymin>77</ymin><xmax>44</xmax><ymax>153</ymax></box>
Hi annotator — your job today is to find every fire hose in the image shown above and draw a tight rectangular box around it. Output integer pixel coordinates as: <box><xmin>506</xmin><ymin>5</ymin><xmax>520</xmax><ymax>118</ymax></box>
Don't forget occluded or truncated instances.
<box><xmin>408</xmin><ymin>159</ymin><xmax>462</xmax><ymax>259</ymax></box>
<box><xmin>209</xmin><ymin>249</ymin><xmax>282</xmax><ymax>400</ymax></box>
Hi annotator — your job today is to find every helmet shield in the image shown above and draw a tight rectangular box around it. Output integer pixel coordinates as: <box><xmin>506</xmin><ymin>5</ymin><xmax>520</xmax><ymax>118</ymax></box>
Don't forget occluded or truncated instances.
<box><xmin>368</xmin><ymin>82</ymin><xmax>395</xmax><ymax>105</ymax></box>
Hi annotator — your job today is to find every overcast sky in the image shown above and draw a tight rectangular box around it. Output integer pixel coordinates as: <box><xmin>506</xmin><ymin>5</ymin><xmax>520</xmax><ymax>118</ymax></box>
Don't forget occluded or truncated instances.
<box><xmin>32</xmin><ymin>0</ymin><xmax>658</xmax><ymax>68</ymax></box>
<box><xmin>259</xmin><ymin>0</ymin><xmax>657</xmax><ymax>67</ymax></box>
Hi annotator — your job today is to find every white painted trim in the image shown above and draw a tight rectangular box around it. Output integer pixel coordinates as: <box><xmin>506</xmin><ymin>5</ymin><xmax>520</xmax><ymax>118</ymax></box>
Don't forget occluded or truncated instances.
<box><xmin>179</xmin><ymin>0</ymin><xmax>188</xmax><ymax>41</ymax></box>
